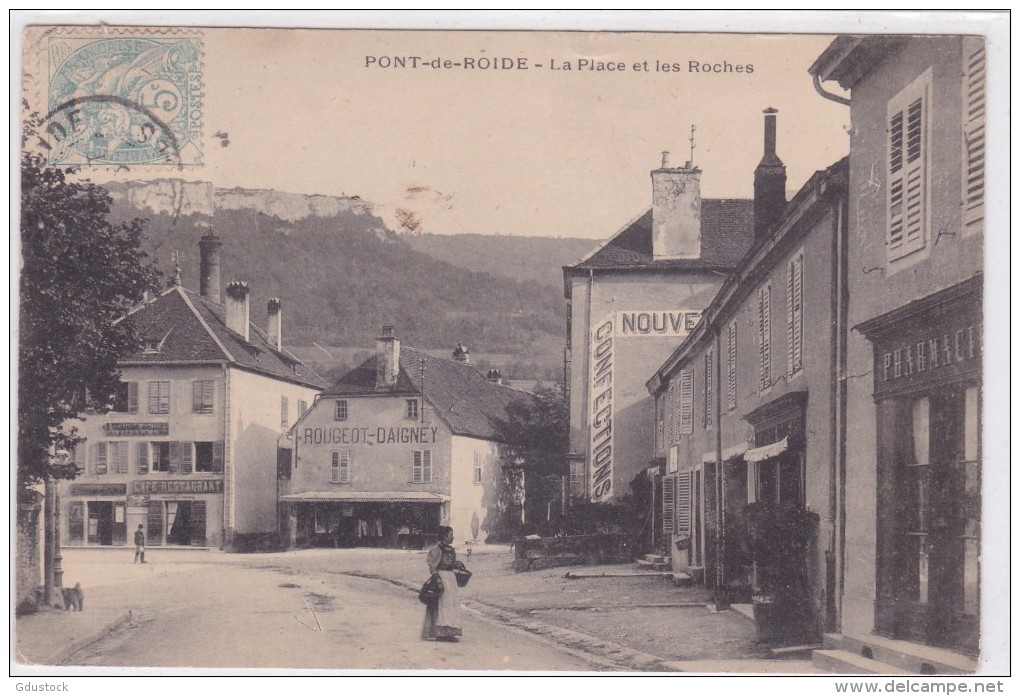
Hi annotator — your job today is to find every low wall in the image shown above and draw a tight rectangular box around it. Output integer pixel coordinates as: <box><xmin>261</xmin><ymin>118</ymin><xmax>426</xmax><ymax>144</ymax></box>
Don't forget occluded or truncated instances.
<box><xmin>513</xmin><ymin>533</ymin><xmax>632</xmax><ymax>572</ymax></box>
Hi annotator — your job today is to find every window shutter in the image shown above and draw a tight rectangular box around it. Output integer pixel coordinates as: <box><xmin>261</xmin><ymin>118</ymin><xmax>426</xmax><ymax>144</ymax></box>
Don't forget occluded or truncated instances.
<box><xmin>115</xmin><ymin>442</ymin><xmax>129</xmax><ymax>474</ymax></box>
<box><xmin>181</xmin><ymin>442</ymin><xmax>193</xmax><ymax>474</ymax></box>
<box><xmin>169</xmin><ymin>441</ymin><xmax>181</xmax><ymax>474</ymax></box>
<box><xmin>679</xmin><ymin>369</ymin><xmax>694</xmax><ymax>435</ymax></box>
<box><xmin>148</xmin><ymin>382</ymin><xmax>160</xmax><ymax>414</ymax></box>
<box><xmin>424</xmin><ymin>450</ymin><xmax>432</xmax><ymax>482</ymax></box>
<box><xmin>963</xmin><ymin>38</ymin><xmax>986</xmax><ymax>228</ymax></box>
<box><xmin>147</xmin><ymin>502</ymin><xmax>164</xmax><ymax>546</ymax></box>
<box><xmin>192</xmin><ymin>381</ymin><xmax>202</xmax><ymax>413</ymax></box>
<box><xmin>190</xmin><ymin>501</ymin><xmax>206</xmax><ymax>546</ymax></box>
<box><xmin>127</xmin><ymin>382</ymin><xmax>139</xmax><ymax>414</ymax></box>
<box><xmin>888</xmin><ymin>72</ymin><xmax>930</xmax><ymax>260</ymax></box>
<box><xmin>212</xmin><ymin>441</ymin><xmax>225</xmax><ymax>473</ymax></box>
<box><xmin>331</xmin><ymin>451</ymin><xmax>340</xmax><ymax>483</ymax></box>
<box><xmin>676</xmin><ymin>472</ymin><xmax>693</xmax><ymax>535</ymax></box>
<box><xmin>727</xmin><ymin>322</ymin><xmax>737</xmax><ymax>410</ymax></box>
<box><xmin>662</xmin><ymin>475</ymin><xmax>676</xmax><ymax>534</ymax></box>
<box><xmin>667</xmin><ymin>383</ymin><xmax>675</xmax><ymax>444</ymax></box>
<box><xmin>95</xmin><ymin>442</ymin><xmax>108</xmax><ymax>475</ymax></box>
<box><xmin>759</xmin><ymin>285</ymin><xmax>772</xmax><ymax>390</ymax></box>
<box><xmin>704</xmin><ymin>350</ymin><xmax>714</xmax><ymax>429</ymax></box>
<box><xmin>137</xmin><ymin>442</ymin><xmax>149</xmax><ymax>474</ymax></box>
<box><xmin>413</xmin><ymin>450</ymin><xmax>422</xmax><ymax>483</ymax></box>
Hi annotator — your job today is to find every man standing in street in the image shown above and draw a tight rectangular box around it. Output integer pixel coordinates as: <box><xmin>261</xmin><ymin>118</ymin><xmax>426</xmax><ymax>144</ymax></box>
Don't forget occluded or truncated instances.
<box><xmin>134</xmin><ymin>524</ymin><xmax>147</xmax><ymax>564</ymax></box>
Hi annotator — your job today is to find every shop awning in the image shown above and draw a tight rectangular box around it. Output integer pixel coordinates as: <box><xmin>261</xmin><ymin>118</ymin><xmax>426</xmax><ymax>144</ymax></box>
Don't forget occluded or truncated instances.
<box><xmin>702</xmin><ymin>443</ymin><xmax>749</xmax><ymax>463</ymax></box>
<box><xmin>280</xmin><ymin>491</ymin><xmax>450</xmax><ymax>504</ymax></box>
<box><xmin>743</xmin><ymin>436</ymin><xmax>789</xmax><ymax>463</ymax></box>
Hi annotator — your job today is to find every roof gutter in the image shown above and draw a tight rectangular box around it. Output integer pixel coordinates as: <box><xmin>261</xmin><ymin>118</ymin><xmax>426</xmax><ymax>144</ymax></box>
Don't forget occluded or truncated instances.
<box><xmin>813</xmin><ymin>73</ymin><xmax>851</xmax><ymax>107</ymax></box>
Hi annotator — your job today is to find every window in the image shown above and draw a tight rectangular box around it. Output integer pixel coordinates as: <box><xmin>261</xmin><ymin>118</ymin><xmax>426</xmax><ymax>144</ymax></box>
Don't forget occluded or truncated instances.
<box><xmin>887</xmin><ymin>69</ymin><xmax>931</xmax><ymax>261</ymax></box>
<box><xmin>786</xmin><ymin>253</ymin><xmax>804</xmax><ymax>376</ymax></box>
<box><xmin>114</xmin><ymin>382</ymin><xmax>139</xmax><ymax>414</ymax></box>
<box><xmin>137</xmin><ymin>442</ymin><xmax>149</xmax><ymax>474</ymax></box>
<box><xmin>331</xmin><ymin>450</ymin><xmax>350</xmax><ymax>484</ymax></box>
<box><xmin>298</xmin><ymin>399</ymin><xmax>308</xmax><ymax>417</ymax></box>
<box><xmin>281</xmin><ymin>396</ymin><xmax>289</xmax><ymax>428</ymax></box>
<box><xmin>151</xmin><ymin>442</ymin><xmax>170</xmax><ymax>472</ymax></box>
<box><xmin>191</xmin><ymin>380</ymin><xmax>214</xmax><ymax>414</ymax></box>
<box><xmin>679</xmin><ymin>369</ymin><xmax>693</xmax><ymax>435</ymax></box>
<box><xmin>95</xmin><ymin>441</ymin><xmax>128</xmax><ymax>475</ymax></box>
<box><xmin>194</xmin><ymin>442</ymin><xmax>214</xmax><ymax>472</ymax></box>
<box><xmin>335</xmin><ymin>400</ymin><xmax>348</xmax><ymax>421</ymax></box>
<box><xmin>473</xmin><ymin>452</ymin><xmax>483</xmax><ymax>485</ymax></box>
<box><xmin>963</xmin><ymin>37</ymin><xmax>985</xmax><ymax>232</ymax></box>
<box><xmin>413</xmin><ymin>450</ymin><xmax>433</xmax><ymax>483</ymax></box>
<box><xmin>758</xmin><ymin>285</ymin><xmax>772</xmax><ymax>391</ymax></box>
<box><xmin>148</xmin><ymin>381</ymin><xmax>170</xmax><ymax>414</ymax></box>
<box><xmin>726</xmin><ymin>321</ymin><xmax>737</xmax><ymax>410</ymax></box>
<box><xmin>405</xmin><ymin>398</ymin><xmax>419</xmax><ymax>421</ymax></box>
<box><xmin>704</xmin><ymin>349</ymin><xmax>714</xmax><ymax>429</ymax></box>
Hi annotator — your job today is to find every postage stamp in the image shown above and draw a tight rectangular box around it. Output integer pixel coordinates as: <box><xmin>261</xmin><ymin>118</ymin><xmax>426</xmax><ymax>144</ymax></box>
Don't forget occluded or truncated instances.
<box><xmin>40</xmin><ymin>28</ymin><xmax>203</xmax><ymax>167</ymax></box>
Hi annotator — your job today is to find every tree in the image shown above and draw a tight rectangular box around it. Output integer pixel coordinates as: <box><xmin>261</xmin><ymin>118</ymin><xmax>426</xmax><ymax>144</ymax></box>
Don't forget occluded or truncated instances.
<box><xmin>18</xmin><ymin>115</ymin><xmax>160</xmax><ymax>492</ymax></box>
<box><xmin>494</xmin><ymin>384</ymin><xmax>569</xmax><ymax>535</ymax></box>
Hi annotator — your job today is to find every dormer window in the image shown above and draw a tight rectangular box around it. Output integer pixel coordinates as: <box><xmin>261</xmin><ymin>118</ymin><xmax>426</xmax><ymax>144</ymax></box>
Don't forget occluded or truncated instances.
<box><xmin>142</xmin><ymin>327</ymin><xmax>174</xmax><ymax>354</ymax></box>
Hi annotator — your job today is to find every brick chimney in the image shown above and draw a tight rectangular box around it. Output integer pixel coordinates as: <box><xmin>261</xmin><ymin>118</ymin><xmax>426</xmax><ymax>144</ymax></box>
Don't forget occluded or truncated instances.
<box><xmin>376</xmin><ymin>326</ymin><xmax>400</xmax><ymax>390</ymax></box>
<box><xmin>225</xmin><ymin>281</ymin><xmax>250</xmax><ymax>342</ymax></box>
<box><xmin>198</xmin><ymin>232</ymin><xmax>223</xmax><ymax>301</ymax></box>
<box><xmin>267</xmin><ymin>298</ymin><xmax>282</xmax><ymax>351</ymax></box>
<box><xmin>651</xmin><ymin>151</ymin><xmax>703</xmax><ymax>260</ymax></box>
<box><xmin>486</xmin><ymin>368</ymin><xmax>502</xmax><ymax>385</ymax></box>
<box><xmin>753</xmin><ymin>107</ymin><xmax>787</xmax><ymax>242</ymax></box>
<box><xmin>452</xmin><ymin>341</ymin><xmax>470</xmax><ymax>364</ymax></box>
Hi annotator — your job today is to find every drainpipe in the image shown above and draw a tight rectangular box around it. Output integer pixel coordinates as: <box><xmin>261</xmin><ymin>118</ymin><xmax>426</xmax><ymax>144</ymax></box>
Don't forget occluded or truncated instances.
<box><xmin>713</xmin><ymin>327</ymin><xmax>727</xmax><ymax>609</ymax></box>
<box><xmin>813</xmin><ymin>74</ymin><xmax>851</xmax><ymax>107</ymax></box>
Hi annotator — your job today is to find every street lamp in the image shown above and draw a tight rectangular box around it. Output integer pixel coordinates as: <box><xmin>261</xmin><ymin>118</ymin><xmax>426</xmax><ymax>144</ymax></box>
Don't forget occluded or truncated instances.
<box><xmin>44</xmin><ymin>449</ymin><xmax>69</xmax><ymax>607</ymax></box>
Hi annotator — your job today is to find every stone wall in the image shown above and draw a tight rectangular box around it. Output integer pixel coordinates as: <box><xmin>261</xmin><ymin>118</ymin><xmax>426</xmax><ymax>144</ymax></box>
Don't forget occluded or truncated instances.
<box><xmin>513</xmin><ymin>534</ymin><xmax>632</xmax><ymax>572</ymax></box>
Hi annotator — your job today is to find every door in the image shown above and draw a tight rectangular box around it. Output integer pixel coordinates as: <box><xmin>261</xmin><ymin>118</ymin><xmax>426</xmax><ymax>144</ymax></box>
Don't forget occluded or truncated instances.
<box><xmin>893</xmin><ymin>385</ymin><xmax>980</xmax><ymax>653</ymax></box>
<box><xmin>87</xmin><ymin>502</ymin><xmax>115</xmax><ymax>545</ymax></box>
<box><xmin>167</xmin><ymin>501</ymin><xmax>193</xmax><ymax>545</ymax></box>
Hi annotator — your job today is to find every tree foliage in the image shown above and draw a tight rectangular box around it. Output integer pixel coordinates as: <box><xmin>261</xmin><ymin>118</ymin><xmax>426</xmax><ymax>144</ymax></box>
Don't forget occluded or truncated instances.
<box><xmin>18</xmin><ymin>116</ymin><xmax>160</xmax><ymax>490</ymax></box>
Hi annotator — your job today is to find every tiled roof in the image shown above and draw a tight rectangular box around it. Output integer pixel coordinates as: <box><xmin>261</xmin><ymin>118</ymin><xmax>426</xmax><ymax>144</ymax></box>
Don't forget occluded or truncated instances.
<box><xmin>324</xmin><ymin>346</ymin><xmax>537</xmax><ymax>441</ymax></box>
<box><xmin>566</xmin><ymin>199</ymin><xmax>754</xmax><ymax>271</ymax></box>
<box><xmin>119</xmin><ymin>286</ymin><xmax>326</xmax><ymax>389</ymax></box>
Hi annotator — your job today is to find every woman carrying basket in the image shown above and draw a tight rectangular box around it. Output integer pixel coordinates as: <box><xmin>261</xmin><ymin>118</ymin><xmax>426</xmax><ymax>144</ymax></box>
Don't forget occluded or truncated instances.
<box><xmin>421</xmin><ymin>526</ymin><xmax>464</xmax><ymax>641</ymax></box>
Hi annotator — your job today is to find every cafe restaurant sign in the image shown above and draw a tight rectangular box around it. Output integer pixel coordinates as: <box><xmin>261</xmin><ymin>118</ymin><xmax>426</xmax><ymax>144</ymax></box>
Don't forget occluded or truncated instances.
<box><xmin>103</xmin><ymin>422</ymin><xmax>169</xmax><ymax>437</ymax></box>
<box><xmin>131</xmin><ymin>479</ymin><xmax>224</xmax><ymax>495</ymax></box>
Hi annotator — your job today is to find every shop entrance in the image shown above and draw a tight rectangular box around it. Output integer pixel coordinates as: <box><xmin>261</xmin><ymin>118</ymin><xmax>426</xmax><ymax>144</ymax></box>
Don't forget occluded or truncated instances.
<box><xmin>299</xmin><ymin>502</ymin><xmax>441</xmax><ymax>549</ymax></box>
<box><xmin>879</xmin><ymin>384</ymin><xmax>980</xmax><ymax>653</ymax></box>
<box><xmin>87</xmin><ymin>502</ymin><xmax>114</xmax><ymax>545</ymax></box>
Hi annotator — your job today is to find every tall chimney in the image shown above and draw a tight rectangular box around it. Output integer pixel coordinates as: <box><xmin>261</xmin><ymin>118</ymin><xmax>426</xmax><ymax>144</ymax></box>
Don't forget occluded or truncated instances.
<box><xmin>375</xmin><ymin>325</ymin><xmax>400</xmax><ymax>390</ymax></box>
<box><xmin>452</xmin><ymin>341</ymin><xmax>470</xmax><ymax>364</ymax></box>
<box><xmin>267</xmin><ymin>298</ymin><xmax>282</xmax><ymax>351</ymax></box>
<box><xmin>225</xmin><ymin>281</ymin><xmax>250</xmax><ymax>342</ymax></box>
<box><xmin>651</xmin><ymin>152</ymin><xmax>702</xmax><ymax>259</ymax></box>
<box><xmin>753</xmin><ymin>107</ymin><xmax>787</xmax><ymax>241</ymax></box>
<box><xmin>198</xmin><ymin>232</ymin><xmax>223</xmax><ymax>301</ymax></box>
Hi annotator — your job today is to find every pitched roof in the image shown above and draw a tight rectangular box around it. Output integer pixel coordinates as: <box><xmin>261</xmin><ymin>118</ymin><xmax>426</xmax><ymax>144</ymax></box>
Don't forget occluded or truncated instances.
<box><xmin>566</xmin><ymin>199</ymin><xmax>754</xmax><ymax>272</ymax></box>
<box><xmin>324</xmin><ymin>346</ymin><xmax>537</xmax><ymax>441</ymax></box>
<box><xmin>119</xmin><ymin>286</ymin><xmax>326</xmax><ymax>389</ymax></box>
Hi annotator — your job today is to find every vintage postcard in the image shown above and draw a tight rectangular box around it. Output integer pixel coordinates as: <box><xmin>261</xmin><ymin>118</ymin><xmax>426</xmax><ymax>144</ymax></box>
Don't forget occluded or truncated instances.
<box><xmin>11</xmin><ymin>11</ymin><xmax>1009</xmax><ymax>685</ymax></box>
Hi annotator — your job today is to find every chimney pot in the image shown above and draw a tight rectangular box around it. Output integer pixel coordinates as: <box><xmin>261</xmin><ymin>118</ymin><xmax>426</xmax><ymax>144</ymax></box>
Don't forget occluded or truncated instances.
<box><xmin>267</xmin><ymin>298</ymin><xmax>282</xmax><ymax>351</ymax></box>
<box><xmin>651</xmin><ymin>153</ymin><xmax>702</xmax><ymax>260</ymax></box>
<box><xmin>452</xmin><ymin>341</ymin><xmax>470</xmax><ymax>364</ymax></box>
<box><xmin>225</xmin><ymin>281</ymin><xmax>251</xmax><ymax>342</ymax></box>
<box><xmin>198</xmin><ymin>233</ymin><xmax>223</xmax><ymax>301</ymax></box>
<box><xmin>375</xmin><ymin>326</ymin><xmax>400</xmax><ymax>390</ymax></box>
<box><xmin>661</xmin><ymin>151</ymin><xmax>671</xmax><ymax>168</ymax></box>
<box><xmin>754</xmin><ymin>107</ymin><xmax>787</xmax><ymax>241</ymax></box>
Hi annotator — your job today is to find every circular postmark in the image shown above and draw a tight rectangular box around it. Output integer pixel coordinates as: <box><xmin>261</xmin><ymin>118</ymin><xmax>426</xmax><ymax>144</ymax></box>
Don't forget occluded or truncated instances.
<box><xmin>37</xmin><ymin>94</ymin><xmax>184</xmax><ymax>170</ymax></box>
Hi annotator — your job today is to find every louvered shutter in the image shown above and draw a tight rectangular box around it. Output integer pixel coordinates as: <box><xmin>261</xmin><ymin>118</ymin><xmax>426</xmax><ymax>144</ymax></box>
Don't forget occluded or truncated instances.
<box><xmin>413</xmin><ymin>451</ymin><xmax>422</xmax><ymax>483</ymax></box>
<box><xmin>963</xmin><ymin>38</ymin><xmax>985</xmax><ymax>228</ymax></box>
<box><xmin>147</xmin><ymin>502</ymin><xmax>164</xmax><ymax>546</ymax></box>
<box><xmin>676</xmin><ymin>472</ymin><xmax>693</xmax><ymax>536</ymax></box>
<box><xmin>95</xmin><ymin>442</ymin><xmax>108</xmax><ymax>475</ymax></box>
<box><xmin>679</xmin><ymin>369</ymin><xmax>694</xmax><ymax>435</ymax></box>
<box><xmin>169</xmin><ymin>441</ymin><xmax>181</xmax><ymax>474</ymax></box>
<box><xmin>127</xmin><ymin>382</ymin><xmax>139</xmax><ymax>414</ymax></box>
<box><xmin>759</xmin><ymin>286</ymin><xmax>771</xmax><ymax>390</ymax></box>
<box><xmin>704</xmin><ymin>350</ymin><xmax>714</xmax><ymax>429</ymax></box>
<box><xmin>181</xmin><ymin>442</ymin><xmax>193</xmax><ymax>474</ymax></box>
<box><xmin>190</xmin><ymin>501</ymin><xmax>207</xmax><ymax>546</ymax></box>
<box><xmin>423</xmin><ymin>450</ymin><xmax>432</xmax><ymax>482</ymax></box>
<box><xmin>666</xmin><ymin>383</ymin><xmax>675</xmax><ymax>444</ymax></box>
<box><xmin>888</xmin><ymin>72</ymin><xmax>929</xmax><ymax>259</ymax></box>
<box><xmin>212</xmin><ymin>441</ymin><xmax>224</xmax><ymax>473</ymax></box>
<box><xmin>727</xmin><ymin>322</ymin><xmax>737</xmax><ymax>410</ymax></box>
<box><xmin>137</xmin><ymin>442</ymin><xmax>149</xmax><ymax>474</ymax></box>
<box><xmin>787</xmin><ymin>255</ymin><xmax>804</xmax><ymax>375</ymax></box>
<box><xmin>331</xmin><ymin>451</ymin><xmax>340</xmax><ymax>483</ymax></box>
<box><xmin>115</xmin><ymin>442</ymin><xmax>129</xmax><ymax>473</ymax></box>
<box><xmin>662</xmin><ymin>475</ymin><xmax>676</xmax><ymax>534</ymax></box>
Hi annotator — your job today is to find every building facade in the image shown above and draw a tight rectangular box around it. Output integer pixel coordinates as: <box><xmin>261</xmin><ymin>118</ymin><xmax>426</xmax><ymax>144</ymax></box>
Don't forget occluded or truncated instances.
<box><xmin>58</xmin><ymin>235</ymin><xmax>325</xmax><ymax>550</ymax></box>
<box><xmin>564</xmin><ymin>153</ymin><xmax>753</xmax><ymax>506</ymax></box>
<box><xmin>647</xmin><ymin>109</ymin><xmax>849</xmax><ymax>640</ymax></box>
<box><xmin>278</xmin><ymin>328</ymin><xmax>536</xmax><ymax>549</ymax></box>
<box><xmin>811</xmin><ymin>36</ymin><xmax>985</xmax><ymax>656</ymax></box>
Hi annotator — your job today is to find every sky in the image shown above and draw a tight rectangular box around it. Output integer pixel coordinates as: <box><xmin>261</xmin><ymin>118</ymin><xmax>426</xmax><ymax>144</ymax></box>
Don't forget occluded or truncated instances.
<box><xmin>20</xmin><ymin>15</ymin><xmax>856</xmax><ymax>239</ymax></box>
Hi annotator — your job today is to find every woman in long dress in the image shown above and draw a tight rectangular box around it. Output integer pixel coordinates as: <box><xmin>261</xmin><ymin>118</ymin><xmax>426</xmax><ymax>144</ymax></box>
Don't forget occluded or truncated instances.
<box><xmin>421</xmin><ymin>526</ymin><xmax>463</xmax><ymax>641</ymax></box>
